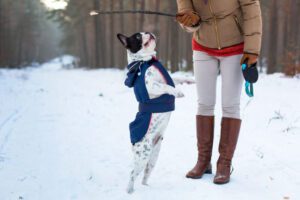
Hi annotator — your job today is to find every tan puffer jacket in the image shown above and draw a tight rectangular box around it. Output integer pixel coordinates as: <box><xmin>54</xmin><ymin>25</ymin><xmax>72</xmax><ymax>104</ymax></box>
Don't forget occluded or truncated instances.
<box><xmin>177</xmin><ymin>0</ymin><xmax>262</xmax><ymax>55</ymax></box>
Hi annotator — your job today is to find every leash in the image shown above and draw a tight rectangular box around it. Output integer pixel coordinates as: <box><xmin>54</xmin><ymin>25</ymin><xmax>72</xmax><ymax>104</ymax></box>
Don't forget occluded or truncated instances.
<box><xmin>89</xmin><ymin>10</ymin><xmax>176</xmax><ymax>17</ymax></box>
<box><xmin>241</xmin><ymin>60</ymin><xmax>259</xmax><ymax>118</ymax></box>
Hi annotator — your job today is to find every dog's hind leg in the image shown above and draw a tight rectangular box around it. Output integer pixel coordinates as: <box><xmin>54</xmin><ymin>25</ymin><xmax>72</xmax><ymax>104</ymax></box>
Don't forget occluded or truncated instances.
<box><xmin>142</xmin><ymin>135</ymin><xmax>163</xmax><ymax>185</ymax></box>
<box><xmin>142</xmin><ymin>113</ymin><xmax>171</xmax><ymax>185</ymax></box>
<box><xmin>127</xmin><ymin>140</ymin><xmax>152</xmax><ymax>194</ymax></box>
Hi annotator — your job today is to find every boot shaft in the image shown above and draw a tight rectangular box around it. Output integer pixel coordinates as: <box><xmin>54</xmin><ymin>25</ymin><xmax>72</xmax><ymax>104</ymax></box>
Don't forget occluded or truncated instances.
<box><xmin>186</xmin><ymin>115</ymin><xmax>214</xmax><ymax>179</ymax></box>
<box><xmin>196</xmin><ymin>115</ymin><xmax>214</xmax><ymax>161</ymax></box>
<box><xmin>214</xmin><ymin>117</ymin><xmax>242</xmax><ymax>184</ymax></box>
<box><xmin>218</xmin><ymin>117</ymin><xmax>242</xmax><ymax>164</ymax></box>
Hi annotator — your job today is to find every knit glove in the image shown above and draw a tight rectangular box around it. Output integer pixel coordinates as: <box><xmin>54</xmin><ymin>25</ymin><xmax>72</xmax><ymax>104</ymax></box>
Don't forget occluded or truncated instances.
<box><xmin>176</xmin><ymin>10</ymin><xmax>201</xmax><ymax>27</ymax></box>
<box><xmin>240</xmin><ymin>53</ymin><xmax>258</xmax><ymax>66</ymax></box>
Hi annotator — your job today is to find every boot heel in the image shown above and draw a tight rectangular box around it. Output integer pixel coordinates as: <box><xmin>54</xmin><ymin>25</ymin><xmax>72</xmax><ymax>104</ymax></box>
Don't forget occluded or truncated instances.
<box><xmin>205</xmin><ymin>168</ymin><xmax>212</xmax><ymax>174</ymax></box>
<box><xmin>204</xmin><ymin>164</ymin><xmax>212</xmax><ymax>174</ymax></box>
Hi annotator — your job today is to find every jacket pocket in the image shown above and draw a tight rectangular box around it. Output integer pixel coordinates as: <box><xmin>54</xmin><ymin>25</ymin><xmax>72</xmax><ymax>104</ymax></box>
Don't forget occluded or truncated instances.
<box><xmin>233</xmin><ymin>15</ymin><xmax>244</xmax><ymax>35</ymax></box>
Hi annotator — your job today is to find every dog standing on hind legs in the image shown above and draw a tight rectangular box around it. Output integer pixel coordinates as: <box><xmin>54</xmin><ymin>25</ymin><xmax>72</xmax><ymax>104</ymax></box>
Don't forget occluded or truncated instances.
<box><xmin>117</xmin><ymin>32</ymin><xmax>184</xmax><ymax>194</ymax></box>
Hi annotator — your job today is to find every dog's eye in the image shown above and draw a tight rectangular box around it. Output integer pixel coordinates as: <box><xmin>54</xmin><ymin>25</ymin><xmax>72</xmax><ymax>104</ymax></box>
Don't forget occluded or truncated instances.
<box><xmin>136</xmin><ymin>35</ymin><xmax>141</xmax><ymax>40</ymax></box>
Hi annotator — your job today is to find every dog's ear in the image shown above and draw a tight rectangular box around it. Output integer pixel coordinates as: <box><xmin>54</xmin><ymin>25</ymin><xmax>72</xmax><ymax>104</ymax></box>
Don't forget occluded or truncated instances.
<box><xmin>117</xmin><ymin>33</ymin><xmax>129</xmax><ymax>48</ymax></box>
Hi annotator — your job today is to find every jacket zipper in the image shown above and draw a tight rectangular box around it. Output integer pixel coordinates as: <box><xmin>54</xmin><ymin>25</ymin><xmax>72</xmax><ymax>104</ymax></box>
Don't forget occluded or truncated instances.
<box><xmin>233</xmin><ymin>15</ymin><xmax>244</xmax><ymax>35</ymax></box>
<box><xmin>208</xmin><ymin>0</ymin><xmax>221</xmax><ymax>49</ymax></box>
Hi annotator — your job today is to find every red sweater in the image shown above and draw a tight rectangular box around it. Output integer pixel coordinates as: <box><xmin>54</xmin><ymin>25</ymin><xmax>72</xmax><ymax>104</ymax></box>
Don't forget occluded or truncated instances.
<box><xmin>192</xmin><ymin>38</ymin><xmax>244</xmax><ymax>57</ymax></box>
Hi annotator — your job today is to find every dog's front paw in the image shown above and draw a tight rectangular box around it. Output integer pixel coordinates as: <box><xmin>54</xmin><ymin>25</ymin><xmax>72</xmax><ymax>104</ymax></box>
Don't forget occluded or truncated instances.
<box><xmin>174</xmin><ymin>89</ymin><xmax>184</xmax><ymax>98</ymax></box>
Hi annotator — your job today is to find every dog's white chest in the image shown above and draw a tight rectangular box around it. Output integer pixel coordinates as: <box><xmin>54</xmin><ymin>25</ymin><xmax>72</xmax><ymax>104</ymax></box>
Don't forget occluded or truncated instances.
<box><xmin>145</xmin><ymin>66</ymin><xmax>167</xmax><ymax>99</ymax></box>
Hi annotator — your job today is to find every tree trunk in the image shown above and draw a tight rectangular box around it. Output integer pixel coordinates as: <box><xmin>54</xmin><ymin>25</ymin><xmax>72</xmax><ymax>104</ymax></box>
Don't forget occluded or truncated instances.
<box><xmin>139</xmin><ymin>0</ymin><xmax>145</xmax><ymax>30</ymax></box>
<box><xmin>153</xmin><ymin>0</ymin><xmax>160</xmax><ymax>36</ymax></box>
<box><xmin>267</xmin><ymin>0</ymin><xmax>278</xmax><ymax>74</ymax></box>
<box><xmin>110</xmin><ymin>0</ymin><xmax>115</xmax><ymax>67</ymax></box>
<box><xmin>93</xmin><ymin>0</ymin><xmax>102</xmax><ymax>67</ymax></box>
<box><xmin>170</xmin><ymin>3</ymin><xmax>179</xmax><ymax>72</ymax></box>
<box><xmin>186</xmin><ymin>34</ymin><xmax>193</xmax><ymax>71</ymax></box>
<box><xmin>119</xmin><ymin>0</ymin><xmax>125</xmax><ymax>68</ymax></box>
<box><xmin>133</xmin><ymin>0</ymin><xmax>138</xmax><ymax>31</ymax></box>
<box><xmin>80</xmin><ymin>18</ymin><xmax>88</xmax><ymax>65</ymax></box>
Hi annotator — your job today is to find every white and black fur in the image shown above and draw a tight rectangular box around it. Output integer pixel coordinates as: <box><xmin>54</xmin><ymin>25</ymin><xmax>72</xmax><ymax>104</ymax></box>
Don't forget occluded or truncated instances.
<box><xmin>117</xmin><ymin>32</ymin><xmax>184</xmax><ymax>194</ymax></box>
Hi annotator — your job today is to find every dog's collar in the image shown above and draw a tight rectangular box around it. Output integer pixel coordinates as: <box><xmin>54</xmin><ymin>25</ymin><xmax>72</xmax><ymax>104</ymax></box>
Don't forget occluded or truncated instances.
<box><xmin>127</xmin><ymin>57</ymin><xmax>157</xmax><ymax>72</ymax></box>
<box><xmin>127</xmin><ymin>50</ymin><xmax>157</xmax><ymax>64</ymax></box>
<box><xmin>127</xmin><ymin>61</ymin><xmax>143</xmax><ymax>73</ymax></box>
<box><xmin>125</xmin><ymin>57</ymin><xmax>158</xmax><ymax>88</ymax></box>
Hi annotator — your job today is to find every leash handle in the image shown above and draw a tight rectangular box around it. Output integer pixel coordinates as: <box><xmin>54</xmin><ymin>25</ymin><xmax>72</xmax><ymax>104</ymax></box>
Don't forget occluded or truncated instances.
<box><xmin>242</xmin><ymin>63</ymin><xmax>254</xmax><ymax>97</ymax></box>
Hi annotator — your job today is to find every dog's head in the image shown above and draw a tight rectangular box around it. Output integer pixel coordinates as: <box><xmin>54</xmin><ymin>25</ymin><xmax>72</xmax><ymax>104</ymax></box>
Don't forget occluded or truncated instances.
<box><xmin>117</xmin><ymin>32</ymin><xmax>156</xmax><ymax>55</ymax></box>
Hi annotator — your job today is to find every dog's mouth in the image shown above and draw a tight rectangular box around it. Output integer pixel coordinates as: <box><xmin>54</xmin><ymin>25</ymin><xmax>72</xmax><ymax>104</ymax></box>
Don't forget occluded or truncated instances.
<box><xmin>144</xmin><ymin>34</ymin><xmax>155</xmax><ymax>47</ymax></box>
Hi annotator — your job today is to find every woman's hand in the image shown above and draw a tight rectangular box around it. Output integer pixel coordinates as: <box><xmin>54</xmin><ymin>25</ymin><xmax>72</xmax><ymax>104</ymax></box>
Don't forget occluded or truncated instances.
<box><xmin>176</xmin><ymin>10</ymin><xmax>201</xmax><ymax>27</ymax></box>
<box><xmin>240</xmin><ymin>53</ymin><xmax>258</xmax><ymax>66</ymax></box>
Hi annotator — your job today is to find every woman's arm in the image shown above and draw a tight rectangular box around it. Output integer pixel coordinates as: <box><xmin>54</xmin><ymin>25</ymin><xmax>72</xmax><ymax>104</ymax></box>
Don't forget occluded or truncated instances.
<box><xmin>176</xmin><ymin>0</ymin><xmax>200</xmax><ymax>32</ymax></box>
<box><xmin>239</xmin><ymin>0</ymin><xmax>263</xmax><ymax>56</ymax></box>
<box><xmin>176</xmin><ymin>0</ymin><xmax>194</xmax><ymax>12</ymax></box>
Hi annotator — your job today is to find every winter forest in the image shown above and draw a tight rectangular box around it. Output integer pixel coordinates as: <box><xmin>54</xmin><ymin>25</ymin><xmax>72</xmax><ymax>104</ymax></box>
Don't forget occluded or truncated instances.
<box><xmin>0</xmin><ymin>0</ymin><xmax>299</xmax><ymax>74</ymax></box>
<box><xmin>0</xmin><ymin>1</ymin><xmax>300</xmax><ymax>200</ymax></box>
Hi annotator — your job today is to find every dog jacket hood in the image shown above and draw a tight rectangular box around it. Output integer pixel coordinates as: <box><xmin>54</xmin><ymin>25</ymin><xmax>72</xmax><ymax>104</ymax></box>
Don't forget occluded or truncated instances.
<box><xmin>124</xmin><ymin>60</ymin><xmax>143</xmax><ymax>88</ymax></box>
<box><xmin>125</xmin><ymin>58</ymin><xmax>175</xmax><ymax>144</ymax></box>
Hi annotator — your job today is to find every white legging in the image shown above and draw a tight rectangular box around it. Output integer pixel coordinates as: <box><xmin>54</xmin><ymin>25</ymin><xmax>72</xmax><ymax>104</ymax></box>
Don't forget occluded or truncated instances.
<box><xmin>193</xmin><ymin>51</ymin><xmax>244</xmax><ymax>119</ymax></box>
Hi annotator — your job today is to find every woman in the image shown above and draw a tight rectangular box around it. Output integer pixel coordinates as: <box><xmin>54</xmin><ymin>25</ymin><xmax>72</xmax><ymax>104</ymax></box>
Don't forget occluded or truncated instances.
<box><xmin>176</xmin><ymin>0</ymin><xmax>262</xmax><ymax>184</ymax></box>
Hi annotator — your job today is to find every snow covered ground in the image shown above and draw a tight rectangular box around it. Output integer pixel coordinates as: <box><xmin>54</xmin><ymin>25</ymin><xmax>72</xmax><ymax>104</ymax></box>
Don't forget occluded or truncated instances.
<box><xmin>0</xmin><ymin>59</ymin><xmax>300</xmax><ymax>200</ymax></box>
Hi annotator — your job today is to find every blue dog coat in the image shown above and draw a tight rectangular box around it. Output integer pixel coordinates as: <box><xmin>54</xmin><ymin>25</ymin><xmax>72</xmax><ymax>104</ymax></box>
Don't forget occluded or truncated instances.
<box><xmin>125</xmin><ymin>58</ymin><xmax>175</xmax><ymax>145</ymax></box>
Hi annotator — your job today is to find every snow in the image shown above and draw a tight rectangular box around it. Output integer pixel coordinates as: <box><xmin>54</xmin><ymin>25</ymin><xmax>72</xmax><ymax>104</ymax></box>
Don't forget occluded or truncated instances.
<box><xmin>0</xmin><ymin>60</ymin><xmax>299</xmax><ymax>200</ymax></box>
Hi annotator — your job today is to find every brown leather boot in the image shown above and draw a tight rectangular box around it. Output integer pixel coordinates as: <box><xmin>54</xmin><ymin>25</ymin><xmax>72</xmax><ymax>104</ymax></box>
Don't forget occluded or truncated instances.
<box><xmin>214</xmin><ymin>117</ymin><xmax>241</xmax><ymax>184</ymax></box>
<box><xmin>186</xmin><ymin>115</ymin><xmax>214</xmax><ymax>179</ymax></box>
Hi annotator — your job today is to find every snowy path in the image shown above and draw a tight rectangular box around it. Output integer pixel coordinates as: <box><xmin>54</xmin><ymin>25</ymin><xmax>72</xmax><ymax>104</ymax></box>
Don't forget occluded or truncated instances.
<box><xmin>0</xmin><ymin>62</ymin><xmax>300</xmax><ymax>200</ymax></box>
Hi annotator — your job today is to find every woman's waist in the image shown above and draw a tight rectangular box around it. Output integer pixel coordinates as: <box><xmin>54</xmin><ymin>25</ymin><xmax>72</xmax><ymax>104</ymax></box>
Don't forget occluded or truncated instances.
<box><xmin>192</xmin><ymin>38</ymin><xmax>244</xmax><ymax>56</ymax></box>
